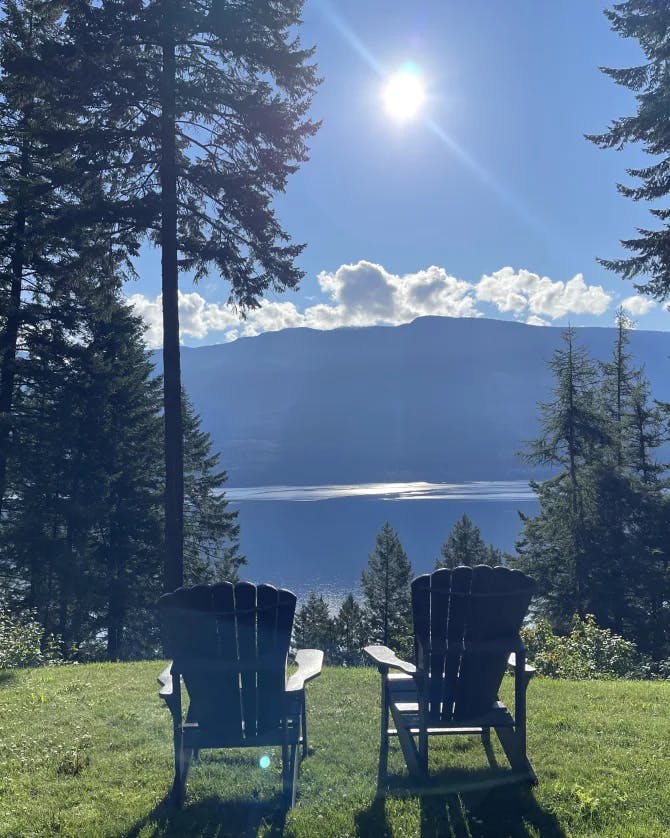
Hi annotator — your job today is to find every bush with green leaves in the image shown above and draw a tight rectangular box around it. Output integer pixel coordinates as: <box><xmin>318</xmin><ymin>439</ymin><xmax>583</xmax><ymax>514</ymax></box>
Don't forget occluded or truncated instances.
<box><xmin>521</xmin><ymin>614</ymin><xmax>642</xmax><ymax>680</ymax></box>
<box><xmin>0</xmin><ymin>607</ymin><xmax>63</xmax><ymax>669</ymax></box>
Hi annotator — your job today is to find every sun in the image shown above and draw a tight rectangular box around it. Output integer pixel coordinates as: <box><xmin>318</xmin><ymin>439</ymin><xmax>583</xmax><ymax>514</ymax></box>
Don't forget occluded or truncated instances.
<box><xmin>383</xmin><ymin>66</ymin><xmax>426</xmax><ymax>122</ymax></box>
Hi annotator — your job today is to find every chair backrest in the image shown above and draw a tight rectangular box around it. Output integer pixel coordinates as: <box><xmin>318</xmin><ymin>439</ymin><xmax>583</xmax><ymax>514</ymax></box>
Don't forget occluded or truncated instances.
<box><xmin>411</xmin><ymin>565</ymin><xmax>535</xmax><ymax>722</ymax></box>
<box><xmin>158</xmin><ymin>581</ymin><xmax>296</xmax><ymax>739</ymax></box>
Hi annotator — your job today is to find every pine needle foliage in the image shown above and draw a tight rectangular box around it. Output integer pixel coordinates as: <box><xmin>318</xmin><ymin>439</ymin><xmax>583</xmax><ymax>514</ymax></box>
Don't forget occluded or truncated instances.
<box><xmin>587</xmin><ymin>1</ymin><xmax>670</xmax><ymax>297</ymax></box>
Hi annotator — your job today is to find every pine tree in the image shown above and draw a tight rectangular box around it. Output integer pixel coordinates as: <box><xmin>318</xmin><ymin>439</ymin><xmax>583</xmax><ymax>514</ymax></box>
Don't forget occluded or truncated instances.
<box><xmin>60</xmin><ymin>1</ymin><xmax>320</xmax><ymax>591</ymax></box>
<box><xmin>293</xmin><ymin>593</ymin><xmax>333</xmax><ymax>661</ymax></box>
<box><xmin>595</xmin><ymin>310</ymin><xmax>640</xmax><ymax>633</ymax></box>
<box><xmin>0</xmin><ymin>1</ymin><xmax>141</xmax><ymax>520</ymax></box>
<box><xmin>361</xmin><ymin>522</ymin><xmax>413</xmax><ymax>656</ymax></box>
<box><xmin>437</xmin><ymin>513</ymin><xmax>505</xmax><ymax>569</ymax></box>
<box><xmin>332</xmin><ymin>593</ymin><xmax>365</xmax><ymax>666</ymax></box>
<box><xmin>600</xmin><ymin>310</ymin><xmax>639</xmax><ymax>468</ymax></box>
<box><xmin>586</xmin><ymin>1</ymin><xmax>670</xmax><ymax>299</ymax></box>
<box><xmin>515</xmin><ymin>328</ymin><xmax>608</xmax><ymax>627</ymax></box>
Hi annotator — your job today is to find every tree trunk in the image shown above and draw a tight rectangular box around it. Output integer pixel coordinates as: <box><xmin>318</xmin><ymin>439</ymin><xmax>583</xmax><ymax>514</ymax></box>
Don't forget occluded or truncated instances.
<box><xmin>107</xmin><ymin>541</ymin><xmax>125</xmax><ymax>661</ymax></box>
<box><xmin>0</xmin><ymin>191</ymin><xmax>27</xmax><ymax>517</ymax></box>
<box><xmin>160</xmin><ymin>1</ymin><xmax>184</xmax><ymax>591</ymax></box>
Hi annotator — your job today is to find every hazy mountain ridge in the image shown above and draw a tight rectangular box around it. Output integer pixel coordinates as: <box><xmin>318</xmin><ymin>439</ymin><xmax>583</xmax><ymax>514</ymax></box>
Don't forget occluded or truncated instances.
<box><xmin>159</xmin><ymin>317</ymin><xmax>670</xmax><ymax>487</ymax></box>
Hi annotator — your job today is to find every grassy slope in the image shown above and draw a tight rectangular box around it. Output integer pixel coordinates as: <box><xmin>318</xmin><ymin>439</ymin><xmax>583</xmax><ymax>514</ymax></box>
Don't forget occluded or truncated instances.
<box><xmin>0</xmin><ymin>663</ymin><xmax>668</xmax><ymax>837</ymax></box>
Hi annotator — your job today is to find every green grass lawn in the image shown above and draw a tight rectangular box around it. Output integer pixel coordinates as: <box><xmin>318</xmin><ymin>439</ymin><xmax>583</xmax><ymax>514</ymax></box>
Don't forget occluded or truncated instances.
<box><xmin>0</xmin><ymin>663</ymin><xmax>668</xmax><ymax>837</ymax></box>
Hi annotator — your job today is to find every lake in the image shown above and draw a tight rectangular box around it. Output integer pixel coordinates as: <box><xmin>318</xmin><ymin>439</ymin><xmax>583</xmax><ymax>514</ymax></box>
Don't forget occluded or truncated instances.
<box><xmin>224</xmin><ymin>480</ymin><xmax>539</xmax><ymax>608</ymax></box>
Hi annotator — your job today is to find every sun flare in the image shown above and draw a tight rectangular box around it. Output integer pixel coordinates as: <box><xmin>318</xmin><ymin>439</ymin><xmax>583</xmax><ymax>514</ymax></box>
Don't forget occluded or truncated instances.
<box><xmin>383</xmin><ymin>67</ymin><xmax>426</xmax><ymax>122</ymax></box>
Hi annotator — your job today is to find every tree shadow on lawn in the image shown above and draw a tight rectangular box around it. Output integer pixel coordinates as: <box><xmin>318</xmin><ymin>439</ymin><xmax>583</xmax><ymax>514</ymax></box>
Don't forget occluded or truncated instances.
<box><xmin>122</xmin><ymin>793</ymin><xmax>287</xmax><ymax>838</ymax></box>
<box><xmin>356</xmin><ymin>769</ymin><xmax>566</xmax><ymax>838</ymax></box>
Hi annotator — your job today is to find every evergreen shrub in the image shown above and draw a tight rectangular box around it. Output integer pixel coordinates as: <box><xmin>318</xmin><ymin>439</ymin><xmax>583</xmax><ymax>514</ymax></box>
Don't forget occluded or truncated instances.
<box><xmin>521</xmin><ymin>614</ymin><xmax>643</xmax><ymax>680</ymax></box>
<box><xmin>0</xmin><ymin>608</ymin><xmax>63</xmax><ymax>669</ymax></box>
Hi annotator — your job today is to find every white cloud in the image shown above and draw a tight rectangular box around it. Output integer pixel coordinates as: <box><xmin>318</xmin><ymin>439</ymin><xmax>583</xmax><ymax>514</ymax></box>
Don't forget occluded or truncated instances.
<box><xmin>128</xmin><ymin>261</ymin><xmax>615</xmax><ymax>346</ymax></box>
<box><xmin>476</xmin><ymin>268</ymin><xmax>612</xmax><ymax>319</ymax></box>
<box><xmin>128</xmin><ymin>290</ymin><xmax>240</xmax><ymax>347</ymax></box>
<box><xmin>621</xmin><ymin>295</ymin><xmax>656</xmax><ymax>316</ymax></box>
<box><xmin>315</xmin><ymin>261</ymin><xmax>480</xmax><ymax>326</ymax></box>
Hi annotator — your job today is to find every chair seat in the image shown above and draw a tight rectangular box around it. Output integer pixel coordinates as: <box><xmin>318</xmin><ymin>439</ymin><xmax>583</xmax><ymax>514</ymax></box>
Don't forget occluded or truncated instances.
<box><xmin>182</xmin><ymin>706</ymin><xmax>302</xmax><ymax>749</ymax></box>
<box><xmin>181</xmin><ymin>721</ymin><xmax>302</xmax><ymax>750</ymax></box>
<box><xmin>387</xmin><ymin>674</ymin><xmax>515</xmax><ymax>731</ymax></box>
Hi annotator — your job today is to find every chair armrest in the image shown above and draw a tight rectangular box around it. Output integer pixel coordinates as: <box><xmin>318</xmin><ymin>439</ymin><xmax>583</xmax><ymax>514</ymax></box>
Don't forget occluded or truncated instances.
<box><xmin>286</xmin><ymin>649</ymin><xmax>324</xmax><ymax>692</ymax></box>
<box><xmin>507</xmin><ymin>652</ymin><xmax>536</xmax><ymax>678</ymax></box>
<box><xmin>158</xmin><ymin>663</ymin><xmax>174</xmax><ymax>698</ymax></box>
<box><xmin>363</xmin><ymin>645</ymin><xmax>416</xmax><ymax>675</ymax></box>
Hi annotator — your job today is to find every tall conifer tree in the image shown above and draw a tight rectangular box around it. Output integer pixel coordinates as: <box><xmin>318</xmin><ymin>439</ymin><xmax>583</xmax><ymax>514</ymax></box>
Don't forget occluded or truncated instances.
<box><xmin>60</xmin><ymin>1</ymin><xmax>320</xmax><ymax>590</ymax></box>
<box><xmin>516</xmin><ymin>328</ymin><xmax>608</xmax><ymax>627</ymax></box>
<box><xmin>361</xmin><ymin>522</ymin><xmax>413</xmax><ymax>655</ymax></box>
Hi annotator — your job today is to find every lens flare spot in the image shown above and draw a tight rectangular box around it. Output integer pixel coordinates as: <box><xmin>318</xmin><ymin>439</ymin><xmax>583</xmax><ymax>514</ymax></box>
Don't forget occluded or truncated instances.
<box><xmin>259</xmin><ymin>755</ymin><xmax>271</xmax><ymax>769</ymax></box>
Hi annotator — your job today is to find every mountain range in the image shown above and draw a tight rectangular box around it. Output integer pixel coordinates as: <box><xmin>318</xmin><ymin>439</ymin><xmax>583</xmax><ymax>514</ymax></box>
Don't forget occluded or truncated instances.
<box><xmin>166</xmin><ymin>316</ymin><xmax>670</xmax><ymax>488</ymax></box>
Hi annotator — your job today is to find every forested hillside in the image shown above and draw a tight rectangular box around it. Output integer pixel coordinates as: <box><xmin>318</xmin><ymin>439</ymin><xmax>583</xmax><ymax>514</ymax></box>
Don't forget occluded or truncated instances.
<box><xmin>172</xmin><ymin>316</ymin><xmax>670</xmax><ymax>486</ymax></box>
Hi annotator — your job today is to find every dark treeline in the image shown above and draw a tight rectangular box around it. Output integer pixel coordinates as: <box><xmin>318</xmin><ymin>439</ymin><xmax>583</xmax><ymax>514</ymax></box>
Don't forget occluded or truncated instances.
<box><xmin>0</xmin><ymin>280</ymin><xmax>243</xmax><ymax>659</ymax></box>
<box><xmin>514</xmin><ymin>316</ymin><xmax>670</xmax><ymax>661</ymax></box>
<box><xmin>0</xmin><ymin>1</ymin><xmax>251</xmax><ymax>660</ymax></box>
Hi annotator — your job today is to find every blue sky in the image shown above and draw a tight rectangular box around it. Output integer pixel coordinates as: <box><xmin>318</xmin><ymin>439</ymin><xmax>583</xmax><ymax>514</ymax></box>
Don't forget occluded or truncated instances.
<box><xmin>127</xmin><ymin>0</ymin><xmax>666</xmax><ymax>346</ymax></box>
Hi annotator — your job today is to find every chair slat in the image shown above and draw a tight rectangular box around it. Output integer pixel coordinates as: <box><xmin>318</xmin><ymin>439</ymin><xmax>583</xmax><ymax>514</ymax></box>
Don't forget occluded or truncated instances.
<box><xmin>210</xmin><ymin>582</ymin><xmax>241</xmax><ymax>737</ymax></box>
<box><xmin>257</xmin><ymin>584</ymin><xmax>282</xmax><ymax>735</ymax></box>
<box><xmin>234</xmin><ymin>581</ymin><xmax>258</xmax><ymax>738</ymax></box>
<box><xmin>176</xmin><ymin>585</ymin><xmax>221</xmax><ymax>729</ymax></box>
<box><xmin>456</xmin><ymin>565</ymin><xmax>502</xmax><ymax>717</ymax></box>
<box><xmin>276</xmin><ymin>587</ymin><xmax>297</xmax><ymax>655</ymax></box>
<box><xmin>442</xmin><ymin>566</ymin><xmax>471</xmax><ymax>722</ymax></box>
<box><xmin>428</xmin><ymin>569</ymin><xmax>450</xmax><ymax>719</ymax></box>
<box><xmin>411</xmin><ymin>574</ymin><xmax>430</xmax><ymax>670</ymax></box>
<box><xmin>492</xmin><ymin>567</ymin><xmax>535</xmax><ymax>636</ymax></box>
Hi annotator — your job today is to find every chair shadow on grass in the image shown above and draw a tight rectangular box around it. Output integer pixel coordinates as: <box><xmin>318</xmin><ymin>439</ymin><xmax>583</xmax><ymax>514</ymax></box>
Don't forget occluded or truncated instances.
<box><xmin>122</xmin><ymin>792</ymin><xmax>287</xmax><ymax>838</ymax></box>
<box><xmin>356</xmin><ymin>767</ymin><xmax>566</xmax><ymax>838</ymax></box>
<box><xmin>123</xmin><ymin>752</ymin><xmax>286</xmax><ymax>838</ymax></box>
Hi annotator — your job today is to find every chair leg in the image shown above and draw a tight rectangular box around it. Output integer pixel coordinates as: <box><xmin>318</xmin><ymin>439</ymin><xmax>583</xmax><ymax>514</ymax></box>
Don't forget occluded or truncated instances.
<box><xmin>377</xmin><ymin>732</ymin><xmax>389</xmax><ymax>790</ymax></box>
<box><xmin>300</xmin><ymin>691</ymin><xmax>308</xmax><ymax>759</ymax></box>
<box><xmin>282</xmin><ymin>741</ymin><xmax>299</xmax><ymax>808</ymax></box>
<box><xmin>418</xmin><ymin>698</ymin><xmax>428</xmax><ymax>776</ymax></box>
<box><xmin>390</xmin><ymin>702</ymin><xmax>422</xmax><ymax>777</ymax></box>
<box><xmin>496</xmin><ymin>649</ymin><xmax>537</xmax><ymax>785</ymax></box>
<box><xmin>377</xmin><ymin>674</ymin><xmax>390</xmax><ymax>788</ymax></box>
<box><xmin>170</xmin><ymin>739</ymin><xmax>194</xmax><ymax>808</ymax></box>
<box><xmin>481</xmin><ymin>728</ymin><xmax>498</xmax><ymax>769</ymax></box>
<box><xmin>494</xmin><ymin>727</ymin><xmax>537</xmax><ymax>784</ymax></box>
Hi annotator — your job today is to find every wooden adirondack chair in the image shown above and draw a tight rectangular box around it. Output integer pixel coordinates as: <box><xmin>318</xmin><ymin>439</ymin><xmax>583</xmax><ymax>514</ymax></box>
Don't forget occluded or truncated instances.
<box><xmin>157</xmin><ymin>582</ymin><xmax>323</xmax><ymax>809</ymax></box>
<box><xmin>364</xmin><ymin>565</ymin><xmax>537</xmax><ymax>787</ymax></box>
